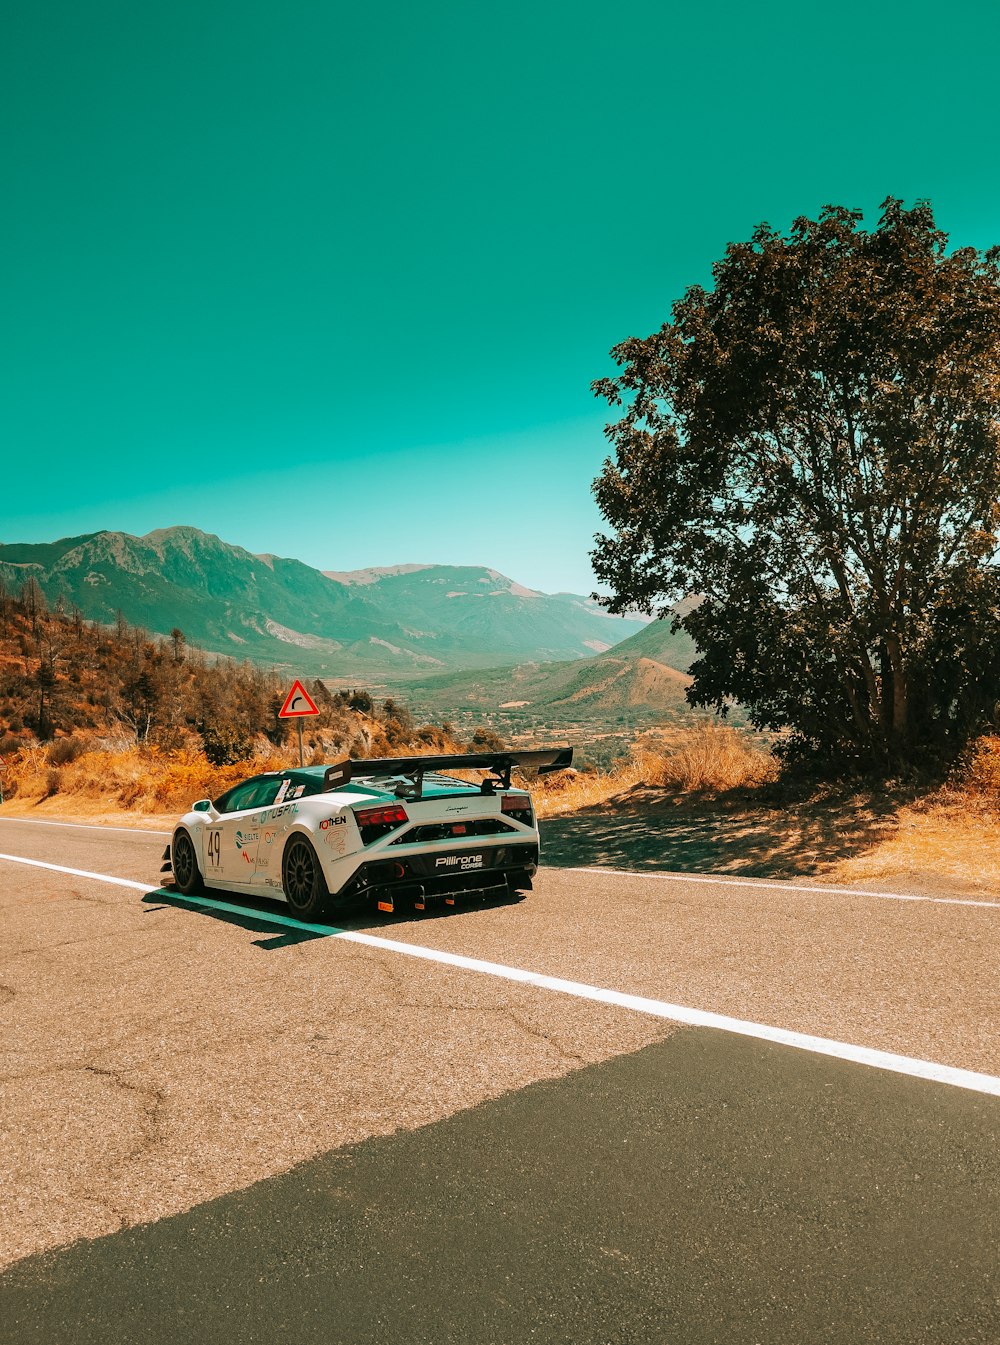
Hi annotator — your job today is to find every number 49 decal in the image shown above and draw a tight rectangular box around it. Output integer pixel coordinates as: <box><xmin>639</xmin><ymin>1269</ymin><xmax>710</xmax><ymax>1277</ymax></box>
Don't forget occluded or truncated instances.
<box><xmin>206</xmin><ymin>831</ymin><xmax>221</xmax><ymax>867</ymax></box>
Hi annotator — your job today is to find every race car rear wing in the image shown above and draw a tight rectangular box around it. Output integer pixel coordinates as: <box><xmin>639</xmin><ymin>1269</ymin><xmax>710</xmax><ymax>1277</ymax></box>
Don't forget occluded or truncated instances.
<box><xmin>323</xmin><ymin>748</ymin><xmax>573</xmax><ymax>797</ymax></box>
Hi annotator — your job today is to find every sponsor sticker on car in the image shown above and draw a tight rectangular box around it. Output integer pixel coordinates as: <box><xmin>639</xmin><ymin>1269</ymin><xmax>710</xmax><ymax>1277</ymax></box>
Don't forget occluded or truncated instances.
<box><xmin>434</xmin><ymin>853</ymin><xmax>484</xmax><ymax>870</ymax></box>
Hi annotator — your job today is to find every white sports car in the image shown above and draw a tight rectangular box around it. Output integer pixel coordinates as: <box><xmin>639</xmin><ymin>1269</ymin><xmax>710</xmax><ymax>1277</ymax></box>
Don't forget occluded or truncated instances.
<box><xmin>162</xmin><ymin>749</ymin><xmax>572</xmax><ymax>920</ymax></box>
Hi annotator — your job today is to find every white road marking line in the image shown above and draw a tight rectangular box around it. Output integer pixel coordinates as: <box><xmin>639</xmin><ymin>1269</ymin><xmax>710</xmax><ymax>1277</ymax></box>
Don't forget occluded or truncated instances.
<box><xmin>0</xmin><ymin>853</ymin><xmax>165</xmax><ymax>891</ymax></box>
<box><xmin>3</xmin><ymin>849</ymin><xmax>1000</xmax><ymax>1099</ymax></box>
<box><xmin>0</xmin><ymin>817</ymin><xmax>171</xmax><ymax>837</ymax></box>
<box><xmin>564</xmin><ymin>866</ymin><xmax>1000</xmax><ymax>910</ymax></box>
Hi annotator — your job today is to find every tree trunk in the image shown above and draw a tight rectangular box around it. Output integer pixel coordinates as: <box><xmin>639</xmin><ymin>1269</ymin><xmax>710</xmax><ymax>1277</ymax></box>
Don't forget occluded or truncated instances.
<box><xmin>885</xmin><ymin>631</ymin><xmax>909</xmax><ymax>750</ymax></box>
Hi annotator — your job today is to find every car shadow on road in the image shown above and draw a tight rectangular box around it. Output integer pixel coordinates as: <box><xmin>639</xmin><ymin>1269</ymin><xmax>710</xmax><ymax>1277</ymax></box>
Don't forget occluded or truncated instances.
<box><xmin>142</xmin><ymin>889</ymin><xmax>332</xmax><ymax>949</ymax></box>
<box><xmin>539</xmin><ymin>784</ymin><xmax>908</xmax><ymax>880</ymax></box>
<box><xmin>142</xmin><ymin>885</ymin><xmax>528</xmax><ymax>946</ymax></box>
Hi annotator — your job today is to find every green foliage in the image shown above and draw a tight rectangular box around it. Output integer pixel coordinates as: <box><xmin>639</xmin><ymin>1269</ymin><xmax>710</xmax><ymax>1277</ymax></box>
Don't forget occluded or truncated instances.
<box><xmin>199</xmin><ymin>723</ymin><xmax>256</xmax><ymax>767</ymax></box>
<box><xmin>593</xmin><ymin>199</ymin><xmax>1000</xmax><ymax>771</ymax></box>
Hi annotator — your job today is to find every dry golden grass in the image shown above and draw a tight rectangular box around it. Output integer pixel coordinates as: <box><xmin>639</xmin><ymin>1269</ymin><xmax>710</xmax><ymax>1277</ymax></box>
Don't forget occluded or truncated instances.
<box><xmin>6</xmin><ymin>728</ymin><xmax>1000</xmax><ymax>896</ymax></box>
<box><xmin>533</xmin><ymin>729</ymin><xmax>1000</xmax><ymax>895</ymax></box>
<box><xmin>2</xmin><ymin>742</ymin><xmax>288</xmax><ymax>815</ymax></box>
<box><xmin>3</xmin><ymin>725</ymin><xmax>775</xmax><ymax>821</ymax></box>
<box><xmin>825</xmin><ymin>792</ymin><xmax>1000</xmax><ymax>891</ymax></box>
<box><xmin>633</xmin><ymin>723</ymin><xmax>779</xmax><ymax>792</ymax></box>
<box><xmin>533</xmin><ymin>723</ymin><xmax>778</xmax><ymax>817</ymax></box>
<box><xmin>531</xmin><ymin>758</ymin><xmax>644</xmax><ymax>817</ymax></box>
<box><xmin>824</xmin><ymin>736</ymin><xmax>1000</xmax><ymax>890</ymax></box>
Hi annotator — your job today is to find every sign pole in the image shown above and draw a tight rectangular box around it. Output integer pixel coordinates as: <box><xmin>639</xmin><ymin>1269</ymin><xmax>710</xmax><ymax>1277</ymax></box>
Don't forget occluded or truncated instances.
<box><xmin>297</xmin><ymin>718</ymin><xmax>304</xmax><ymax>768</ymax></box>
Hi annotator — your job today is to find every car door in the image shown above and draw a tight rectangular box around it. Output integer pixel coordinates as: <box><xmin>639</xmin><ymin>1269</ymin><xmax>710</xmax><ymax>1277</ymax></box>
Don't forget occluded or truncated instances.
<box><xmin>248</xmin><ymin>776</ymin><xmax>301</xmax><ymax>890</ymax></box>
<box><xmin>209</xmin><ymin>779</ymin><xmax>279</xmax><ymax>885</ymax></box>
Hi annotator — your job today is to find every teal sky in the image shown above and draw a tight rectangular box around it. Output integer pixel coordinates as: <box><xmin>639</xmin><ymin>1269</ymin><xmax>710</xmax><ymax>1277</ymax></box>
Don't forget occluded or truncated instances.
<box><xmin>3</xmin><ymin>0</ymin><xmax>999</xmax><ymax>593</ymax></box>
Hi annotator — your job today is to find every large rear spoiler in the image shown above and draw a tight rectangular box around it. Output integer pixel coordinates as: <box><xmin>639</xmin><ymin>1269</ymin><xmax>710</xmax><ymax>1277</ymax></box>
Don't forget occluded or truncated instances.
<box><xmin>323</xmin><ymin>748</ymin><xmax>573</xmax><ymax>796</ymax></box>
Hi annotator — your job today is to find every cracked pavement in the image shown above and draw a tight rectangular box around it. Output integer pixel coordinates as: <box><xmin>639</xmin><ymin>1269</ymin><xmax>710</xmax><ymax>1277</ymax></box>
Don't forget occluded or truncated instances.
<box><xmin>0</xmin><ymin>820</ymin><xmax>672</xmax><ymax>1268</ymax></box>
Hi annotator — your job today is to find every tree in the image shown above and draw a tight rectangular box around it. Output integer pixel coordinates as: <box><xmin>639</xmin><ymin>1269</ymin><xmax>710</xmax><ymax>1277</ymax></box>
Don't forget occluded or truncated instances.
<box><xmin>169</xmin><ymin>628</ymin><xmax>186</xmax><ymax>663</ymax></box>
<box><xmin>20</xmin><ymin>576</ymin><xmax>46</xmax><ymax>635</ymax></box>
<box><xmin>592</xmin><ymin>199</ymin><xmax>1000</xmax><ymax>771</ymax></box>
<box><xmin>33</xmin><ymin>650</ymin><xmax>58</xmax><ymax>741</ymax></box>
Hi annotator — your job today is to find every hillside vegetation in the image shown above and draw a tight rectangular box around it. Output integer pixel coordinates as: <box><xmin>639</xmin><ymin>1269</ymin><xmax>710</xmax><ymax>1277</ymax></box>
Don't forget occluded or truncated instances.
<box><xmin>0</xmin><ymin>583</ymin><xmax>503</xmax><ymax>812</ymax></box>
<box><xmin>0</xmin><ymin>574</ymin><xmax>770</xmax><ymax>819</ymax></box>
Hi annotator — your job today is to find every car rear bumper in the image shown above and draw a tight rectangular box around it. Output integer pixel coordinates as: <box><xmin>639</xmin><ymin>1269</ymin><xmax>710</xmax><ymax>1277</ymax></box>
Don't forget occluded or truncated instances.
<box><xmin>336</xmin><ymin>841</ymin><xmax>539</xmax><ymax>906</ymax></box>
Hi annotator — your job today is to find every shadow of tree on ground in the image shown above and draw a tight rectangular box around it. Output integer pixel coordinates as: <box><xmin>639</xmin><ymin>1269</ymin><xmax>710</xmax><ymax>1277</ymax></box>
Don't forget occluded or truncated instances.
<box><xmin>540</xmin><ymin>784</ymin><xmax>913</xmax><ymax>879</ymax></box>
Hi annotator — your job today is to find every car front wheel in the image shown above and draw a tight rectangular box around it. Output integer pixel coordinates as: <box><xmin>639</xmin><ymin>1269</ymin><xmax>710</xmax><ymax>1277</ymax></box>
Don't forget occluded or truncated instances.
<box><xmin>282</xmin><ymin>836</ymin><xmax>330</xmax><ymax>920</ymax></box>
<box><xmin>172</xmin><ymin>829</ymin><xmax>204</xmax><ymax>896</ymax></box>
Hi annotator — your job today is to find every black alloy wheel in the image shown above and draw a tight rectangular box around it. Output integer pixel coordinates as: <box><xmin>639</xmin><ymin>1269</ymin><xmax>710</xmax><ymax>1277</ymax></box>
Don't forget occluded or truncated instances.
<box><xmin>172</xmin><ymin>830</ymin><xmax>203</xmax><ymax>896</ymax></box>
<box><xmin>282</xmin><ymin>836</ymin><xmax>330</xmax><ymax>920</ymax></box>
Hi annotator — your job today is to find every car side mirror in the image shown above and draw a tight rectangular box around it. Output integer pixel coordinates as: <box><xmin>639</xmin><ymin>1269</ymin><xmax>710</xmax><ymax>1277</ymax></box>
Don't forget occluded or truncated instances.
<box><xmin>192</xmin><ymin>799</ymin><xmax>214</xmax><ymax>813</ymax></box>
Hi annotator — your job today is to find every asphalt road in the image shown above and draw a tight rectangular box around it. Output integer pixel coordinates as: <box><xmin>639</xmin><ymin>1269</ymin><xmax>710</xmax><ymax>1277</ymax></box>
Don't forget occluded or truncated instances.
<box><xmin>2</xmin><ymin>815</ymin><xmax>999</xmax><ymax>1342</ymax></box>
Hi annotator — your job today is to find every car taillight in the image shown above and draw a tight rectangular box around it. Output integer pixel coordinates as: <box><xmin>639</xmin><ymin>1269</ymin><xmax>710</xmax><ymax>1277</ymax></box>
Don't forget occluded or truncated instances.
<box><xmin>354</xmin><ymin>803</ymin><xmax>409</xmax><ymax>845</ymax></box>
<box><xmin>354</xmin><ymin>804</ymin><xmax>409</xmax><ymax>828</ymax></box>
<box><xmin>501</xmin><ymin>794</ymin><xmax>533</xmax><ymax>823</ymax></box>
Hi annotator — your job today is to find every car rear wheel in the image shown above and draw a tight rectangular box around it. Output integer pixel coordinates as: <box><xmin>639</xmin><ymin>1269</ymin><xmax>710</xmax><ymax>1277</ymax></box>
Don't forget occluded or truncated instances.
<box><xmin>282</xmin><ymin>836</ymin><xmax>330</xmax><ymax>920</ymax></box>
<box><xmin>172</xmin><ymin>830</ymin><xmax>204</xmax><ymax>896</ymax></box>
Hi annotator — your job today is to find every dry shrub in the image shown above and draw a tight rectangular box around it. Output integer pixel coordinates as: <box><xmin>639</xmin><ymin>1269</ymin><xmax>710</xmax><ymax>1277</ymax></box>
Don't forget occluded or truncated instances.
<box><xmin>532</xmin><ymin>724</ymin><xmax>778</xmax><ymax>817</ymax></box>
<box><xmin>147</xmin><ymin>750</ymin><xmax>279</xmax><ymax>810</ymax></box>
<box><xmin>635</xmin><ymin>723</ymin><xmax>778</xmax><ymax>793</ymax></box>
<box><xmin>532</xmin><ymin>759</ymin><xmax>642</xmax><ymax>816</ymax></box>
<box><xmin>954</xmin><ymin>735</ymin><xmax>1000</xmax><ymax>804</ymax></box>
<box><xmin>0</xmin><ymin>719</ymin><xmax>471</xmax><ymax>816</ymax></box>
<box><xmin>2</xmin><ymin>745</ymin><xmax>47</xmax><ymax>799</ymax></box>
<box><xmin>47</xmin><ymin>735</ymin><xmax>85</xmax><ymax>766</ymax></box>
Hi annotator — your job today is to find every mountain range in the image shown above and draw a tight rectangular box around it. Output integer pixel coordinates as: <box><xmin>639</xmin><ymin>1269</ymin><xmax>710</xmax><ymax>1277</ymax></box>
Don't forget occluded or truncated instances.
<box><xmin>0</xmin><ymin>526</ymin><xmax>650</xmax><ymax>675</ymax></box>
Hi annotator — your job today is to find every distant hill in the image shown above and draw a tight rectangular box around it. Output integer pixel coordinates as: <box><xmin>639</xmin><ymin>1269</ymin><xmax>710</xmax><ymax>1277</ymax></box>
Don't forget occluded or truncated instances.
<box><xmin>392</xmin><ymin>613</ymin><xmax>702</xmax><ymax>726</ymax></box>
<box><xmin>0</xmin><ymin>527</ymin><xmax>649</xmax><ymax>675</ymax></box>
<box><xmin>583</xmin><ymin>611</ymin><xmax>698</xmax><ymax>673</ymax></box>
<box><xmin>323</xmin><ymin>563</ymin><xmax>643</xmax><ymax>662</ymax></box>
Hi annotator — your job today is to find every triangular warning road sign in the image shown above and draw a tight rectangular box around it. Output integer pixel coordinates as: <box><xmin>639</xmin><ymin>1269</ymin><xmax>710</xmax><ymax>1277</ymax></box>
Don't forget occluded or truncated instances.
<box><xmin>278</xmin><ymin>679</ymin><xmax>320</xmax><ymax>718</ymax></box>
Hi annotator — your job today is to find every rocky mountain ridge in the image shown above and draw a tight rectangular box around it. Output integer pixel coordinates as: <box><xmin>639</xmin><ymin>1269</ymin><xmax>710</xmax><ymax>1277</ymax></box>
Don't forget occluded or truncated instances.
<box><xmin>0</xmin><ymin>526</ymin><xmax>649</xmax><ymax>675</ymax></box>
